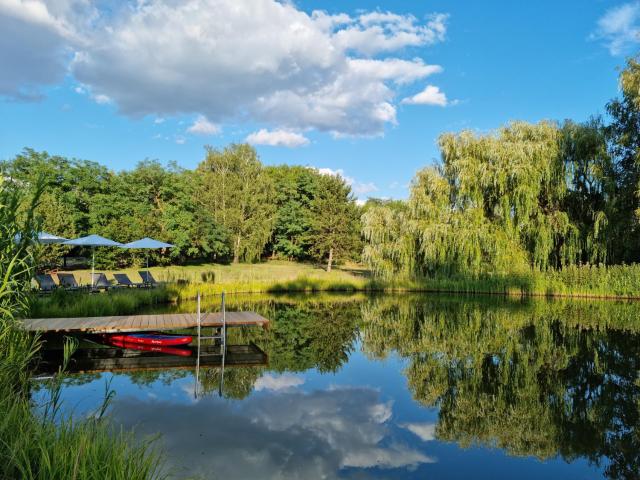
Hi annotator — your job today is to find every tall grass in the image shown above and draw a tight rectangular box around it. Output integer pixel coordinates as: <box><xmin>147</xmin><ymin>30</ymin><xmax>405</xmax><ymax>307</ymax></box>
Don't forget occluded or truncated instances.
<box><xmin>30</xmin><ymin>287</ymin><xmax>170</xmax><ymax>318</ymax></box>
<box><xmin>1</xmin><ymin>179</ymin><xmax>164</xmax><ymax>479</ymax></box>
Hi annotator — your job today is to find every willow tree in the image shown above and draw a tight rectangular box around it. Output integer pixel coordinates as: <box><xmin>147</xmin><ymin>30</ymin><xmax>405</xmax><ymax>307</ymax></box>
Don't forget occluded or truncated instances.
<box><xmin>560</xmin><ymin>119</ymin><xmax>612</xmax><ymax>264</ymax></box>
<box><xmin>197</xmin><ymin>144</ymin><xmax>275</xmax><ymax>263</ymax></box>
<box><xmin>439</xmin><ymin>121</ymin><xmax>581</xmax><ymax>270</ymax></box>
<box><xmin>363</xmin><ymin>121</ymin><xmax>592</xmax><ymax>278</ymax></box>
<box><xmin>361</xmin><ymin>200</ymin><xmax>414</xmax><ymax>278</ymax></box>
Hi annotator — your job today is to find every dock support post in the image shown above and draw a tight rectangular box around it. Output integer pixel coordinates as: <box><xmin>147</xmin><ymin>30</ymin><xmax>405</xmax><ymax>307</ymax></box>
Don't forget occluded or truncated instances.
<box><xmin>195</xmin><ymin>291</ymin><xmax>201</xmax><ymax>399</ymax></box>
<box><xmin>219</xmin><ymin>291</ymin><xmax>226</xmax><ymax>397</ymax></box>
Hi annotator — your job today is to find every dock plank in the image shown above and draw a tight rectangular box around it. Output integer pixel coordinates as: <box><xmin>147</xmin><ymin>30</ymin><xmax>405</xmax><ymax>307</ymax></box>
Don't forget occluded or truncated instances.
<box><xmin>21</xmin><ymin>311</ymin><xmax>269</xmax><ymax>333</ymax></box>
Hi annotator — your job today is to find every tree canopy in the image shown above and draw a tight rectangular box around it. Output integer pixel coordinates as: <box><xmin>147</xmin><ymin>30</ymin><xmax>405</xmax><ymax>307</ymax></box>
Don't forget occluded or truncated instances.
<box><xmin>0</xmin><ymin>146</ymin><xmax>362</xmax><ymax>270</ymax></box>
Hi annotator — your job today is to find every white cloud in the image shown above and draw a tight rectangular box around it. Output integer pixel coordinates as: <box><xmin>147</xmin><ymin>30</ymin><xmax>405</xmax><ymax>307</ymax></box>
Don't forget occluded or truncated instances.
<box><xmin>0</xmin><ymin>0</ymin><xmax>74</xmax><ymax>99</ymax></box>
<box><xmin>0</xmin><ymin>0</ymin><xmax>449</xmax><ymax>137</ymax></box>
<box><xmin>315</xmin><ymin>167</ymin><xmax>378</xmax><ymax>198</ymax></box>
<box><xmin>348</xmin><ymin>58</ymin><xmax>442</xmax><ymax>85</ymax></box>
<box><xmin>246</xmin><ymin>129</ymin><xmax>310</xmax><ymax>147</ymax></box>
<box><xmin>187</xmin><ymin>115</ymin><xmax>220</xmax><ymax>135</ymax></box>
<box><xmin>154</xmin><ymin>117</ymin><xmax>165</xmax><ymax>124</ymax></box>
<box><xmin>175</xmin><ymin>135</ymin><xmax>186</xmax><ymax>144</ymax></box>
<box><xmin>332</xmin><ymin>12</ymin><xmax>448</xmax><ymax>56</ymax></box>
<box><xmin>92</xmin><ymin>93</ymin><xmax>110</xmax><ymax>104</ymax></box>
<box><xmin>402</xmin><ymin>422</ymin><xmax>436</xmax><ymax>441</ymax></box>
<box><xmin>594</xmin><ymin>2</ymin><xmax>640</xmax><ymax>55</ymax></box>
<box><xmin>254</xmin><ymin>373</ymin><xmax>305</xmax><ymax>391</ymax></box>
<box><xmin>401</xmin><ymin>85</ymin><xmax>448</xmax><ymax>106</ymax></box>
<box><xmin>352</xmin><ymin>182</ymin><xmax>378</xmax><ymax>195</ymax></box>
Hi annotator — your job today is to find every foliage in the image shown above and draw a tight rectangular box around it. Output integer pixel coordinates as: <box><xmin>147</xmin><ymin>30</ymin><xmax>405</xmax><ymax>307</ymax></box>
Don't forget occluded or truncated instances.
<box><xmin>197</xmin><ymin>144</ymin><xmax>276</xmax><ymax>263</ymax></box>
<box><xmin>308</xmin><ymin>172</ymin><xmax>361</xmax><ymax>271</ymax></box>
<box><xmin>30</xmin><ymin>287</ymin><xmax>170</xmax><ymax>318</ymax></box>
<box><xmin>0</xmin><ymin>177</ymin><xmax>164</xmax><ymax>479</ymax></box>
<box><xmin>265</xmin><ymin>165</ymin><xmax>319</xmax><ymax>260</ymax></box>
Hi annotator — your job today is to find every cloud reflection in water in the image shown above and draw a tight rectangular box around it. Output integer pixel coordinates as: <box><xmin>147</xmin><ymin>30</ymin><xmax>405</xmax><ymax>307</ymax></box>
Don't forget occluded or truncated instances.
<box><xmin>111</xmin><ymin>384</ymin><xmax>435</xmax><ymax>479</ymax></box>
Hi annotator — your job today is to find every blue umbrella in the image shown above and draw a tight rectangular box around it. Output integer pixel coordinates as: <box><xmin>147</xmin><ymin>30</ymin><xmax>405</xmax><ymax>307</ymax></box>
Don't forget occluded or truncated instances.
<box><xmin>122</xmin><ymin>237</ymin><xmax>174</xmax><ymax>249</ymax></box>
<box><xmin>122</xmin><ymin>237</ymin><xmax>174</xmax><ymax>273</ymax></box>
<box><xmin>63</xmin><ymin>234</ymin><xmax>123</xmax><ymax>288</ymax></box>
<box><xmin>14</xmin><ymin>231</ymin><xmax>68</xmax><ymax>245</ymax></box>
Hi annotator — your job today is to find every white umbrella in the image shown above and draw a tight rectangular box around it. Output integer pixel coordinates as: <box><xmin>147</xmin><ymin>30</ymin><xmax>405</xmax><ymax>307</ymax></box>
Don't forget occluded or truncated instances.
<box><xmin>62</xmin><ymin>234</ymin><xmax>123</xmax><ymax>288</ymax></box>
<box><xmin>122</xmin><ymin>237</ymin><xmax>174</xmax><ymax>274</ymax></box>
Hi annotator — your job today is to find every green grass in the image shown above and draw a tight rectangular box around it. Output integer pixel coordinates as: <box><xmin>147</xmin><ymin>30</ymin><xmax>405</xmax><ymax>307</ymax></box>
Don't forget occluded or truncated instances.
<box><xmin>0</xmin><ymin>317</ymin><xmax>165</xmax><ymax>479</ymax></box>
<box><xmin>30</xmin><ymin>287</ymin><xmax>171</xmax><ymax>318</ymax></box>
<box><xmin>51</xmin><ymin>260</ymin><xmax>369</xmax><ymax>287</ymax></box>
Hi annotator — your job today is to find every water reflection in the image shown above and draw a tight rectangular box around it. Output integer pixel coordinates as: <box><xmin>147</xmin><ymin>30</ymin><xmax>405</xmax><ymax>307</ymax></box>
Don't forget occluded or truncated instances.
<box><xmin>360</xmin><ymin>296</ymin><xmax>640</xmax><ymax>479</ymax></box>
<box><xmin>40</xmin><ymin>294</ymin><xmax>640</xmax><ymax>479</ymax></box>
<box><xmin>111</xmin><ymin>386</ymin><xmax>434</xmax><ymax>479</ymax></box>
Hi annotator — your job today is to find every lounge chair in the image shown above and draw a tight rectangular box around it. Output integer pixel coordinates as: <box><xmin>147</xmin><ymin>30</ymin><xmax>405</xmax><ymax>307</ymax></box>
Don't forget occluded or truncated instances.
<box><xmin>35</xmin><ymin>274</ymin><xmax>57</xmax><ymax>293</ymax></box>
<box><xmin>138</xmin><ymin>270</ymin><xmax>159</xmax><ymax>287</ymax></box>
<box><xmin>113</xmin><ymin>273</ymin><xmax>145</xmax><ymax>288</ymax></box>
<box><xmin>90</xmin><ymin>273</ymin><xmax>112</xmax><ymax>291</ymax></box>
<box><xmin>57</xmin><ymin>273</ymin><xmax>81</xmax><ymax>291</ymax></box>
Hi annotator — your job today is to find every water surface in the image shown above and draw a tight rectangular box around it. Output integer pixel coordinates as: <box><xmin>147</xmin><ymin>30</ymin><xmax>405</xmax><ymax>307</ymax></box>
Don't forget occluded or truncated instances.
<box><xmin>35</xmin><ymin>293</ymin><xmax>640</xmax><ymax>479</ymax></box>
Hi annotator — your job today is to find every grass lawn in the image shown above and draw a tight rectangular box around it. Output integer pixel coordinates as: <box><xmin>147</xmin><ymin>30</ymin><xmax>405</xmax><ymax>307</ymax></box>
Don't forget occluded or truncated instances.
<box><xmin>48</xmin><ymin>260</ymin><xmax>370</xmax><ymax>288</ymax></box>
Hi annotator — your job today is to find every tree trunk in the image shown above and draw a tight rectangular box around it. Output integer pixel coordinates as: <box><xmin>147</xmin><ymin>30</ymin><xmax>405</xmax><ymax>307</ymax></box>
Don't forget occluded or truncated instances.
<box><xmin>327</xmin><ymin>247</ymin><xmax>333</xmax><ymax>272</ymax></box>
<box><xmin>233</xmin><ymin>235</ymin><xmax>241</xmax><ymax>264</ymax></box>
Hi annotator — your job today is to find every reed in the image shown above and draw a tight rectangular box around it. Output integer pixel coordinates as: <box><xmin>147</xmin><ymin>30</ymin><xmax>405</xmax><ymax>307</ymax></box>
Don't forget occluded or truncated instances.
<box><xmin>30</xmin><ymin>287</ymin><xmax>171</xmax><ymax>318</ymax></box>
<box><xmin>1</xmin><ymin>179</ymin><xmax>164</xmax><ymax>479</ymax></box>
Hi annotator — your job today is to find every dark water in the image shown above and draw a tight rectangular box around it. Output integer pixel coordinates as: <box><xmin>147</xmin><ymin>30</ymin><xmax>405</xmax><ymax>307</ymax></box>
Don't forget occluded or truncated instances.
<box><xmin>33</xmin><ymin>293</ymin><xmax>640</xmax><ymax>479</ymax></box>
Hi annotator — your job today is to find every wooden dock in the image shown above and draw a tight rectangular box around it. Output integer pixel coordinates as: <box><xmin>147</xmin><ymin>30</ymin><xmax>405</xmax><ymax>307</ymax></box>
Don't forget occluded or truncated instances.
<box><xmin>21</xmin><ymin>311</ymin><xmax>269</xmax><ymax>333</ymax></box>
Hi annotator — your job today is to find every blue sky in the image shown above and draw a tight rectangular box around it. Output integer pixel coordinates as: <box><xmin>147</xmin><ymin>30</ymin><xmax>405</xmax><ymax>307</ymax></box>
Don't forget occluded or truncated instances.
<box><xmin>0</xmin><ymin>0</ymin><xmax>637</xmax><ymax>201</ymax></box>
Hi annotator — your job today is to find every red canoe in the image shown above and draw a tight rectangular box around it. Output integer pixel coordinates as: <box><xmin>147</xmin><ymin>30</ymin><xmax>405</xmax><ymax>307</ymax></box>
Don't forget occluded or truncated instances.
<box><xmin>106</xmin><ymin>338</ymin><xmax>192</xmax><ymax>357</ymax></box>
<box><xmin>104</xmin><ymin>332</ymin><xmax>193</xmax><ymax>347</ymax></box>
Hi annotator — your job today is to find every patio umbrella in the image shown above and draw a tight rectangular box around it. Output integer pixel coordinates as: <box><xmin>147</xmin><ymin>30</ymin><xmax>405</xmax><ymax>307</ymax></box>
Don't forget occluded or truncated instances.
<box><xmin>62</xmin><ymin>234</ymin><xmax>123</xmax><ymax>288</ymax></box>
<box><xmin>14</xmin><ymin>231</ymin><xmax>69</xmax><ymax>244</ymax></box>
<box><xmin>122</xmin><ymin>237</ymin><xmax>174</xmax><ymax>273</ymax></box>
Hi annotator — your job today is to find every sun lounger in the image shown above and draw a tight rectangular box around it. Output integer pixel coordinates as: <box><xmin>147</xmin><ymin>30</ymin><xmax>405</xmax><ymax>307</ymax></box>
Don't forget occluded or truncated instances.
<box><xmin>35</xmin><ymin>274</ymin><xmax>57</xmax><ymax>293</ymax></box>
<box><xmin>138</xmin><ymin>270</ymin><xmax>159</xmax><ymax>287</ymax></box>
<box><xmin>90</xmin><ymin>273</ymin><xmax>112</xmax><ymax>291</ymax></box>
<box><xmin>57</xmin><ymin>273</ymin><xmax>81</xmax><ymax>291</ymax></box>
<box><xmin>113</xmin><ymin>273</ymin><xmax>145</xmax><ymax>288</ymax></box>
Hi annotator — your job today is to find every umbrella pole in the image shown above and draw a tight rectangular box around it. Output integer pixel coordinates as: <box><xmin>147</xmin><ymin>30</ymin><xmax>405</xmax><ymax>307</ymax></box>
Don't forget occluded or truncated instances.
<box><xmin>92</xmin><ymin>247</ymin><xmax>95</xmax><ymax>289</ymax></box>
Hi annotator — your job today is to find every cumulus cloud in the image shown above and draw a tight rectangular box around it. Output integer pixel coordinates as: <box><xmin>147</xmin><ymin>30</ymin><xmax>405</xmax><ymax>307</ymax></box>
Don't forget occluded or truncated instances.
<box><xmin>246</xmin><ymin>129</ymin><xmax>310</xmax><ymax>147</ymax></box>
<box><xmin>594</xmin><ymin>2</ymin><xmax>640</xmax><ymax>55</ymax></box>
<box><xmin>401</xmin><ymin>85</ymin><xmax>448</xmax><ymax>106</ymax></box>
<box><xmin>187</xmin><ymin>115</ymin><xmax>220</xmax><ymax>135</ymax></box>
<box><xmin>0</xmin><ymin>0</ymin><xmax>73</xmax><ymax>99</ymax></box>
<box><xmin>331</xmin><ymin>12</ymin><xmax>448</xmax><ymax>55</ymax></box>
<box><xmin>92</xmin><ymin>93</ymin><xmax>111</xmax><ymax>104</ymax></box>
<box><xmin>315</xmin><ymin>167</ymin><xmax>378</xmax><ymax>197</ymax></box>
<box><xmin>0</xmin><ymin>0</ymin><xmax>449</xmax><ymax>136</ymax></box>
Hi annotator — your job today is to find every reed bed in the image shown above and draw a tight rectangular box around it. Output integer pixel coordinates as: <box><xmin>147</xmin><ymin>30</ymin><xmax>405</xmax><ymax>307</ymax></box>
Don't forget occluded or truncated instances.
<box><xmin>29</xmin><ymin>287</ymin><xmax>170</xmax><ymax>318</ymax></box>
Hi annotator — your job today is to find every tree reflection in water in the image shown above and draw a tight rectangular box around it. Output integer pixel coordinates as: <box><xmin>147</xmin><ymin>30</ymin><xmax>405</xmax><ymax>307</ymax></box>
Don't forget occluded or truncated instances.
<box><xmin>360</xmin><ymin>296</ymin><xmax>640</xmax><ymax>480</ymax></box>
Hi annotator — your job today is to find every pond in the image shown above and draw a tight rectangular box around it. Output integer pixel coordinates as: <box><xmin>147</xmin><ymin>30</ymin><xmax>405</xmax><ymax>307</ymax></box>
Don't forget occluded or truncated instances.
<box><xmin>33</xmin><ymin>293</ymin><xmax>640</xmax><ymax>479</ymax></box>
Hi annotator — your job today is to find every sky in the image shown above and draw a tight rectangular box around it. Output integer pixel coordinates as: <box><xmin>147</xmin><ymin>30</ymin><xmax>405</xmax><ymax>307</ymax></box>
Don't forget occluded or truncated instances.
<box><xmin>0</xmin><ymin>0</ymin><xmax>638</xmax><ymax>202</ymax></box>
